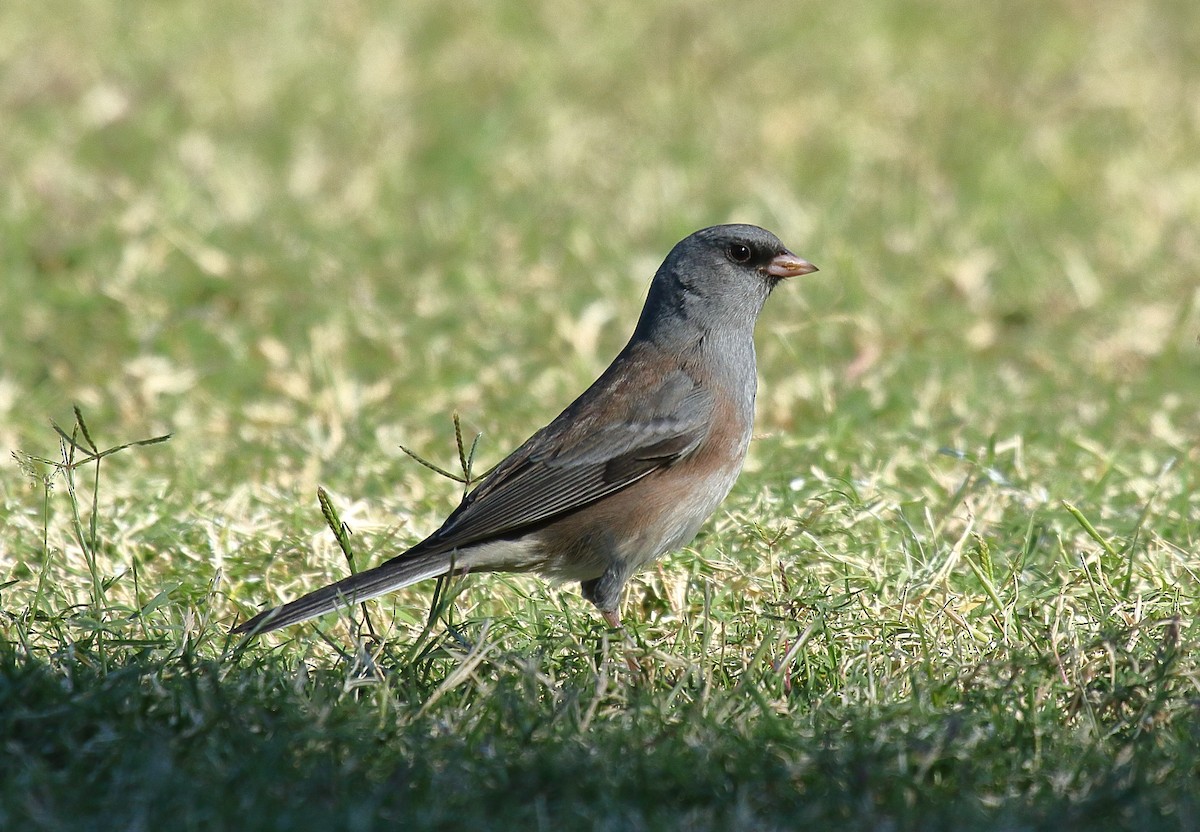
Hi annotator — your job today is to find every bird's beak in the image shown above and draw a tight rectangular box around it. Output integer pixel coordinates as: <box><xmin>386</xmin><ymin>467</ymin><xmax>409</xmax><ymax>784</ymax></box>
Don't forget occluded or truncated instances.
<box><xmin>765</xmin><ymin>251</ymin><xmax>818</xmax><ymax>278</ymax></box>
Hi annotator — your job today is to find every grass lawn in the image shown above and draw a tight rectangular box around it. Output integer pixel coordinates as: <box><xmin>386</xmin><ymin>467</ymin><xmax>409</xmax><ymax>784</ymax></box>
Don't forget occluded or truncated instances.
<box><xmin>3</xmin><ymin>1</ymin><xmax>1199</xmax><ymax>829</ymax></box>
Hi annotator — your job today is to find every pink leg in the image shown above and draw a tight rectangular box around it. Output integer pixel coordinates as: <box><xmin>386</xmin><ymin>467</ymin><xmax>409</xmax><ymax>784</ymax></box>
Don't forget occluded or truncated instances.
<box><xmin>602</xmin><ymin>609</ymin><xmax>641</xmax><ymax>672</ymax></box>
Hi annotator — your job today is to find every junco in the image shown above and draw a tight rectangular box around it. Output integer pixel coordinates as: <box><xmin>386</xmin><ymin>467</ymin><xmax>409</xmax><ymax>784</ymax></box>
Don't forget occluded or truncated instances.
<box><xmin>233</xmin><ymin>224</ymin><xmax>816</xmax><ymax>636</ymax></box>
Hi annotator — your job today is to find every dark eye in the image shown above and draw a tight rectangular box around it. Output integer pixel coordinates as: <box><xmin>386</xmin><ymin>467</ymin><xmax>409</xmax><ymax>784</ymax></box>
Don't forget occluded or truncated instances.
<box><xmin>727</xmin><ymin>243</ymin><xmax>752</xmax><ymax>263</ymax></box>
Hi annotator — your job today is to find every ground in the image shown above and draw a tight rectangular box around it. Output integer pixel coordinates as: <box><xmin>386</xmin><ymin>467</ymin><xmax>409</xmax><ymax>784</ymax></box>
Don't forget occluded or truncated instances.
<box><xmin>2</xmin><ymin>2</ymin><xmax>1199</xmax><ymax>829</ymax></box>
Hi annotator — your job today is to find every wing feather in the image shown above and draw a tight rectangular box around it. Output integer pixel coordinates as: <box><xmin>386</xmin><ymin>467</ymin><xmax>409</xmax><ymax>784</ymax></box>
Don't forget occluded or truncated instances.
<box><xmin>422</xmin><ymin>369</ymin><xmax>713</xmax><ymax>552</ymax></box>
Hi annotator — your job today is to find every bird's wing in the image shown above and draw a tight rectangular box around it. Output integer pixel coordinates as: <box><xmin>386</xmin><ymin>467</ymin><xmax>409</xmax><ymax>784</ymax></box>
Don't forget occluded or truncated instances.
<box><xmin>423</xmin><ymin>369</ymin><xmax>714</xmax><ymax>552</ymax></box>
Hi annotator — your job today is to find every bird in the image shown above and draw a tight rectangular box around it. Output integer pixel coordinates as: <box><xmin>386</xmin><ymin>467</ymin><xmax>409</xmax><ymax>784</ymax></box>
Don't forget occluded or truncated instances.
<box><xmin>232</xmin><ymin>224</ymin><xmax>817</xmax><ymax>636</ymax></box>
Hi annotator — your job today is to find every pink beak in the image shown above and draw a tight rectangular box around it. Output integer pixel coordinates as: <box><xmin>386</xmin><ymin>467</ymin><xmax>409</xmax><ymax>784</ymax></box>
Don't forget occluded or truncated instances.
<box><xmin>765</xmin><ymin>251</ymin><xmax>818</xmax><ymax>278</ymax></box>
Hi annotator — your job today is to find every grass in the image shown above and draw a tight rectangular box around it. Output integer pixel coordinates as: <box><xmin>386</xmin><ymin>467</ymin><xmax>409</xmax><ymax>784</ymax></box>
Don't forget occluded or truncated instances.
<box><xmin>3</xmin><ymin>1</ymin><xmax>1199</xmax><ymax>829</ymax></box>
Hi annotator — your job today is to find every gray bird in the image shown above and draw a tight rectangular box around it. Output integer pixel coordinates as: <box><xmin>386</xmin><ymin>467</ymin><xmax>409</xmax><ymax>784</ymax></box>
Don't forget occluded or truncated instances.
<box><xmin>233</xmin><ymin>224</ymin><xmax>817</xmax><ymax>636</ymax></box>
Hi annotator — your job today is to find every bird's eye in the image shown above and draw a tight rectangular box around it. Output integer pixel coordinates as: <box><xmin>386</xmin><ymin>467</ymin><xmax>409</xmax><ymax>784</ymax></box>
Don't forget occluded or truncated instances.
<box><xmin>728</xmin><ymin>243</ymin><xmax>752</xmax><ymax>263</ymax></box>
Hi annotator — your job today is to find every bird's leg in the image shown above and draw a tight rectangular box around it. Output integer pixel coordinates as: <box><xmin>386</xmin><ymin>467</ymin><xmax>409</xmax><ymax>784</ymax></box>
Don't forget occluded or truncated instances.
<box><xmin>600</xmin><ymin>608</ymin><xmax>643</xmax><ymax>673</ymax></box>
<box><xmin>583</xmin><ymin>573</ymin><xmax>640</xmax><ymax>670</ymax></box>
<box><xmin>581</xmin><ymin>567</ymin><xmax>629</xmax><ymax>627</ymax></box>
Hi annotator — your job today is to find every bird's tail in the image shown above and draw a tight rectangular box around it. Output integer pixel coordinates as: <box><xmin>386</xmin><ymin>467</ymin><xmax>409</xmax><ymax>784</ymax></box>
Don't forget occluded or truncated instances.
<box><xmin>231</xmin><ymin>546</ymin><xmax>459</xmax><ymax>636</ymax></box>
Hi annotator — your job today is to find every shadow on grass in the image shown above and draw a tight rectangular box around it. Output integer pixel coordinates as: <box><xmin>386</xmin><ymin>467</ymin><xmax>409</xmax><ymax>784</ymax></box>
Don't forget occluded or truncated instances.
<box><xmin>2</xmin><ymin>626</ymin><xmax>1198</xmax><ymax>831</ymax></box>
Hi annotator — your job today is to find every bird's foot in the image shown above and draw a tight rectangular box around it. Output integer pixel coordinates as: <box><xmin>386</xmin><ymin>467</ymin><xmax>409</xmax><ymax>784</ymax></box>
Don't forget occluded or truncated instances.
<box><xmin>599</xmin><ymin>609</ymin><xmax>643</xmax><ymax>673</ymax></box>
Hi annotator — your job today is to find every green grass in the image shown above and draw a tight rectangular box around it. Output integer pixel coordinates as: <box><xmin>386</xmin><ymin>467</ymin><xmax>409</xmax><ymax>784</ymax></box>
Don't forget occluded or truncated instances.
<box><xmin>3</xmin><ymin>1</ymin><xmax>1200</xmax><ymax>829</ymax></box>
